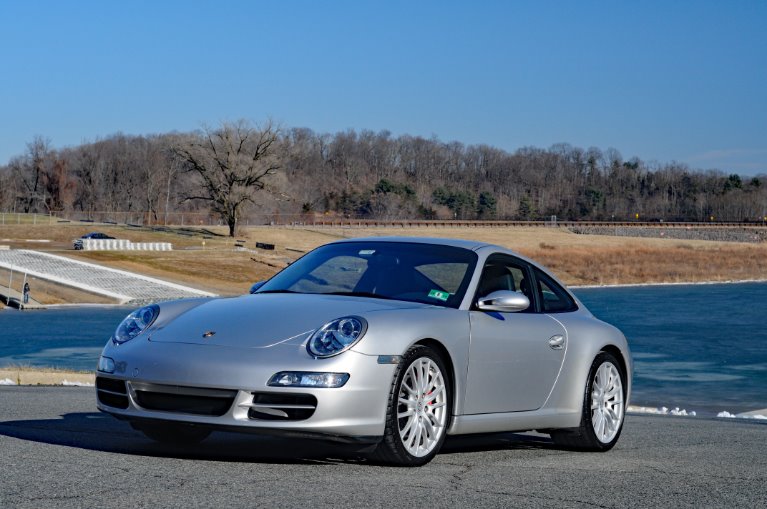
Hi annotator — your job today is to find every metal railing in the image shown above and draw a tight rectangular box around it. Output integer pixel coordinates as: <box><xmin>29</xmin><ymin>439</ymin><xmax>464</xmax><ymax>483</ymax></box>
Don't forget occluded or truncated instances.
<box><xmin>2</xmin><ymin>212</ymin><xmax>766</xmax><ymax>229</ymax></box>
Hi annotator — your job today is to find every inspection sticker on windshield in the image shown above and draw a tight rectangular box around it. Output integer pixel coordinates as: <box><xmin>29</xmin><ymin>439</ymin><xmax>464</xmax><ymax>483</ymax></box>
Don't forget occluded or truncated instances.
<box><xmin>428</xmin><ymin>289</ymin><xmax>450</xmax><ymax>301</ymax></box>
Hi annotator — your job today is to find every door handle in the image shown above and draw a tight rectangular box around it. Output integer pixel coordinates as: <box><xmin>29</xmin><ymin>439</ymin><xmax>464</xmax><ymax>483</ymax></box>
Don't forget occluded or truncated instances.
<box><xmin>548</xmin><ymin>335</ymin><xmax>565</xmax><ymax>350</ymax></box>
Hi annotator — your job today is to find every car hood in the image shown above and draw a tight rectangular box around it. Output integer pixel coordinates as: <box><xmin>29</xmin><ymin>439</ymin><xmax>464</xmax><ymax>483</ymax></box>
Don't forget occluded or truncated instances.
<box><xmin>148</xmin><ymin>293</ymin><xmax>430</xmax><ymax>348</ymax></box>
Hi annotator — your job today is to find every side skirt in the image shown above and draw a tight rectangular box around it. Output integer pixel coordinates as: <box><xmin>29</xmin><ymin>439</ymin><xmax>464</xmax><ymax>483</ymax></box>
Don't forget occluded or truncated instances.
<box><xmin>447</xmin><ymin>409</ymin><xmax>581</xmax><ymax>436</ymax></box>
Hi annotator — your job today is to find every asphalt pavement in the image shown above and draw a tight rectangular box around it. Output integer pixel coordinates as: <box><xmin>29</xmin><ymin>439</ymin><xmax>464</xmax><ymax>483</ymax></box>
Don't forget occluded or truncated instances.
<box><xmin>1</xmin><ymin>386</ymin><xmax>765</xmax><ymax>508</ymax></box>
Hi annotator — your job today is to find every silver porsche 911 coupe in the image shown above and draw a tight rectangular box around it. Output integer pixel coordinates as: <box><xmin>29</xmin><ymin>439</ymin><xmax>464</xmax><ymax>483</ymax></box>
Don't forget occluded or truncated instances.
<box><xmin>96</xmin><ymin>237</ymin><xmax>631</xmax><ymax>465</ymax></box>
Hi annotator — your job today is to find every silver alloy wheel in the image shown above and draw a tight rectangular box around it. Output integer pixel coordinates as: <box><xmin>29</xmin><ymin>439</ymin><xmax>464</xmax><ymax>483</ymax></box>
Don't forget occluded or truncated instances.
<box><xmin>397</xmin><ymin>356</ymin><xmax>448</xmax><ymax>457</ymax></box>
<box><xmin>590</xmin><ymin>361</ymin><xmax>624</xmax><ymax>443</ymax></box>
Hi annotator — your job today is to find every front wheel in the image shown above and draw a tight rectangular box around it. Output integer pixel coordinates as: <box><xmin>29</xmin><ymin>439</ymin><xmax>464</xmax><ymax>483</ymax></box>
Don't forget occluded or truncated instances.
<box><xmin>551</xmin><ymin>352</ymin><xmax>626</xmax><ymax>451</ymax></box>
<box><xmin>371</xmin><ymin>345</ymin><xmax>451</xmax><ymax>466</ymax></box>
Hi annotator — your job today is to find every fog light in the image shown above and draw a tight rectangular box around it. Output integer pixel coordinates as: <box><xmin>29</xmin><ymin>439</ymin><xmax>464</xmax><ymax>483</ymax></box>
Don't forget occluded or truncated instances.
<box><xmin>268</xmin><ymin>371</ymin><xmax>350</xmax><ymax>388</ymax></box>
<box><xmin>97</xmin><ymin>356</ymin><xmax>115</xmax><ymax>374</ymax></box>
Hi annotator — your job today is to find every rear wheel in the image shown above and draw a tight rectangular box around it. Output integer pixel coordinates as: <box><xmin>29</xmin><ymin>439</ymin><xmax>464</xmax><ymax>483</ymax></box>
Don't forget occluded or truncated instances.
<box><xmin>551</xmin><ymin>352</ymin><xmax>625</xmax><ymax>451</ymax></box>
<box><xmin>134</xmin><ymin>421</ymin><xmax>211</xmax><ymax>445</ymax></box>
<box><xmin>371</xmin><ymin>345</ymin><xmax>451</xmax><ymax>466</ymax></box>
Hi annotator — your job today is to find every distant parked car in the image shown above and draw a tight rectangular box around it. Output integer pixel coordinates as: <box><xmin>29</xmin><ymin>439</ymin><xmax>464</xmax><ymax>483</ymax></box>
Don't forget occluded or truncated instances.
<box><xmin>73</xmin><ymin>232</ymin><xmax>115</xmax><ymax>250</ymax></box>
<box><xmin>96</xmin><ymin>237</ymin><xmax>632</xmax><ymax>465</ymax></box>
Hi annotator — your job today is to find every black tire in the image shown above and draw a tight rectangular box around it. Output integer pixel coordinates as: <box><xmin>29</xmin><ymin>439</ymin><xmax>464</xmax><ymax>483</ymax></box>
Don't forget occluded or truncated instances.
<box><xmin>134</xmin><ymin>421</ymin><xmax>211</xmax><ymax>445</ymax></box>
<box><xmin>551</xmin><ymin>352</ymin><xmax>626</xmax><ymax>451</ymax></box>
<box><xmin>370</xmin><ymin>345</ymin><xmax>452</xmax><ymax>466</ymax></box>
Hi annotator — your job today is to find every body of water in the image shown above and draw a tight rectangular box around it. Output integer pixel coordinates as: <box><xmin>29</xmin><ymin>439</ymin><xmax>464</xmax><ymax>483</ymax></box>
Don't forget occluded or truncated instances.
<box><xmin>0</xmin><ymin>306</ymin><xmax>130</xmax><ymax>372</ymax></box>
<box><xmin>575</xmin><ymin>282</ymin><xmax>767</xmax><ymax>414</ymax></box>
<box><xmin>1</xmin><ymin>283</ymin><xmax>765</xmax><ymax>414</ymax></box>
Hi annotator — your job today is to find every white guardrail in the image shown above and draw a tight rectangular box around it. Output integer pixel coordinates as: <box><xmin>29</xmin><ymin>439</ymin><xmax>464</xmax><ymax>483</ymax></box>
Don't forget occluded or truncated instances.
<box><xmin>80</xmin><ymin>239</ymin><xmax>172</xmax><ymax>251</ymax></box>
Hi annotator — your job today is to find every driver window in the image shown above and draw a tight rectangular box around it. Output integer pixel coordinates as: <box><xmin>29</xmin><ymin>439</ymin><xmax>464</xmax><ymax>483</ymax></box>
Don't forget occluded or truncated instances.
<box><xmin>476</xmin><ymin>256</ymin><xmax>536</xmax><ymax>312</ymax></box>
<box><xmin>291</xmin><ymin>256</ymin><xmax>367</xmax><ymax>293</ymax></box>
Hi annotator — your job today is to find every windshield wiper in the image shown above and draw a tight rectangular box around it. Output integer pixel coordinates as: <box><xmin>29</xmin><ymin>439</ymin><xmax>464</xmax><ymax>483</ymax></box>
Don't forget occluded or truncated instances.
<box><xmin>254</xmin><ymin>289</ymin><xmax>302</xmax><ymax>294</ymax></box>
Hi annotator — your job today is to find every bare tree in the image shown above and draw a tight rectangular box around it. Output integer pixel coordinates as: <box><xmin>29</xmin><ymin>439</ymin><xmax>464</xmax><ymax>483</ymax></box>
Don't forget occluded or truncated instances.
<box><xmin>70</xmin><ymin>141</ymin><xmax>106</xmax><ymax>218</ymax></box>
<box><xmin>173</xmin><ymin>120</ymin><xmax>280</xmax><ymax>236</ymax></box>
<box><xmin>0</xmin><ymin>166</ymin><xmax>14</xmax><ymax>210</ymax></box>
<box><xmin>9</xmin><ymin>136</ymin><xmax>51</xmax><ymax>213</ymax></box>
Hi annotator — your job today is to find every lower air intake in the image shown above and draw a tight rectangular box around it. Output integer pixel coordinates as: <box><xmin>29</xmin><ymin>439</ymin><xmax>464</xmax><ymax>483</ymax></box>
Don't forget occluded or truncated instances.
<box><xmin>96</xmin><ymin>377</ymin><xmax>129</xmax><ymax>409</ymax></box>
<box><xmin>248</xmin><ymin>392</ymin><xmax>317</xmax><ymax>421</ymax></box>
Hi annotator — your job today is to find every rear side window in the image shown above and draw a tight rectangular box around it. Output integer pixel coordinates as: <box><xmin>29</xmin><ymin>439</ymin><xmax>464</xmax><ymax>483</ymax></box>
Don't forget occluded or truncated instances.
<box><xmin>534</xmin><ymin>268</ymin><xmax>578</xmax><ymax>313</ymax></box>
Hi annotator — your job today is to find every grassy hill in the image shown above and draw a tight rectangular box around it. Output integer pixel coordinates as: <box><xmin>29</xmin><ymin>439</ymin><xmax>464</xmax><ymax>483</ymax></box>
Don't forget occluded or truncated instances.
<box><xmin>1</xmin><ymin>223</ymin><xmax>766</xmax><ymax>306</ymax></box>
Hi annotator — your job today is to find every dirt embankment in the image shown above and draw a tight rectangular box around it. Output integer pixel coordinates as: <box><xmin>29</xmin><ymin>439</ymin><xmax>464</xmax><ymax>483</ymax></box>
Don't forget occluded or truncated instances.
<box><xmin>569</xmin><ymin>225</ymin><xmax>767</xmax><ymax>243</ymax></box>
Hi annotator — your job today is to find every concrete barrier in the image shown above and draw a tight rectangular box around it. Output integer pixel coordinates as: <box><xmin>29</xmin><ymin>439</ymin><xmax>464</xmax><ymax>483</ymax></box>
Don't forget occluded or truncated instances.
<box><xmin>81</xmin><ymin>239</ymin><xmax>172</xmax><ymax>251</ymax></box>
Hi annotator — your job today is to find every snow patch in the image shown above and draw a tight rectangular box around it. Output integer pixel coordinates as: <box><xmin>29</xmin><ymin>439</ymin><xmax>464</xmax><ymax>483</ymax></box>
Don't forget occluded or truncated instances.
<box><xmin>0</xmin><ymin>378</ymin><xmax>17</xmax><ymax>385</ymax></box>
<box><xmin>61</xmin><ymin>380</ymin><xmax>95</xmax><ymax>387</ymax></box>
<box><xmin>717</xmin><ymin>411</ymin><xmax>767</xmax><ymax>420</ymax></box>
<box><xmin>627</xmin><ymin>405</ymin><xmax>696</xmax><ymax>416</ymax></box>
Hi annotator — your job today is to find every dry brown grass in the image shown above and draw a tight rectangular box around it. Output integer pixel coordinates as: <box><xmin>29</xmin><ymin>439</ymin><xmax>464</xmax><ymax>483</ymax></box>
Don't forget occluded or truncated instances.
<box><xmin>1</xmin><ymin>224</ymin><xmax>766</xmax><ymax>305</ymax></box>
<box><xmin>69</xmin><ymin>250</ymin><xmax>280</xmax><ymax>295</ymax></box>
<box><xmin>517</xmin><ymin>243</ymin><xmax>767</xmax><ymax>286</ymax></box>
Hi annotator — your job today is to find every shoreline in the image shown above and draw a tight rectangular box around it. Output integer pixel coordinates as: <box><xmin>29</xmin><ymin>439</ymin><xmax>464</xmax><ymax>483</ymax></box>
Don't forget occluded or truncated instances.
<box><xmin>3</xmin><ymin>278</ymin><xmax>767</xmax><ymax>310</ymax></box>
<box><xmin>571</xmin><ymin>278</ymin><xmax>767</xmax><ymax>289</ymax></box>
<box><xmin>0</xmin><ymin>367</ymin><xmax>94</xmax><ymax>386</ymax></box>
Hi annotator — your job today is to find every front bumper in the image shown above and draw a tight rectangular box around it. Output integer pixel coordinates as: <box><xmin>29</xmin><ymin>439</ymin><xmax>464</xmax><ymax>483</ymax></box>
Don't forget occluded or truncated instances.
<box><xmin>96</xmin><ymin>338</ymin><xmax>396</xmax><ymax>439</ymax></box>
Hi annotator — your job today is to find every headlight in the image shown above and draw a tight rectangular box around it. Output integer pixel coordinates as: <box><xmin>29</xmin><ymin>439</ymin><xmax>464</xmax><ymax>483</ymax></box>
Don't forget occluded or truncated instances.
<box><xmin>307</xmin><ymin>316</ymin><xmax>367</xmax><ymax>358</ymax></box>
<box><xmin>113</xmin><ymin>305</ymin><xmax>159</xmax><ymax>344</ymax></box>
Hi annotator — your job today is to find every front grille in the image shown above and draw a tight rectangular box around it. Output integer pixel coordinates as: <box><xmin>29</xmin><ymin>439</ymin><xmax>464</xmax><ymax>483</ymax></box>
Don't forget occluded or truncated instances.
<box><xmin>96</xmin><ymin>377</ymin><xmax>129</xmax><ymax>409</ymax></box>
<box><xmin>134</xmin><ymin>392</ymin><xmax>234</xmax><ymax>416</ymax></box>
<box><xmin>247</xmin><ymin>392</ymin><xmax>317</xmax><ymax>421</ymax></box>
<box><xmin>131</xmin><ymin>383</ymin><xmax>237</xmax><ymax>416</ymax></box>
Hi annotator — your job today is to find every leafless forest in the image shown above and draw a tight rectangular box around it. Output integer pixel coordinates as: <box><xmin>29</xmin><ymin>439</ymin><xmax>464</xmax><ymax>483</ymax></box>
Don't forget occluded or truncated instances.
<box><xmin>1</xmin><ymin>123</ymin><xmax>765</xmax><ymax>231</ymax></box>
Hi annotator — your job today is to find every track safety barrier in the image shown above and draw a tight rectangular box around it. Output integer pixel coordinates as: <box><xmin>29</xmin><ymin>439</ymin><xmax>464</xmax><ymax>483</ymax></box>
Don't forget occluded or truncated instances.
<box><xmin>80</xmin><ymin>239</ymin><xmax>172</xmax><ymax>251</ymax></box>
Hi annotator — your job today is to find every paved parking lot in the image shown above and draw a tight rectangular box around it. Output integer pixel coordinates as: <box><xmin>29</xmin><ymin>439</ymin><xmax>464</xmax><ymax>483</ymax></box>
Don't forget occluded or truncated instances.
<box><xmin>1</xmin><ymin>386</ymin><xmax>765</xmax><ymax>508</ymax></box>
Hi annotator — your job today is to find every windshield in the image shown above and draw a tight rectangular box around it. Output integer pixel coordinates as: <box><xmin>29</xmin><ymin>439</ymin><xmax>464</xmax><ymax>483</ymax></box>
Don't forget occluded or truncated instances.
<box><xmin>257</xmin><ymin>241</ymin><xmax>478</xmax><ymax>308</ymax></box>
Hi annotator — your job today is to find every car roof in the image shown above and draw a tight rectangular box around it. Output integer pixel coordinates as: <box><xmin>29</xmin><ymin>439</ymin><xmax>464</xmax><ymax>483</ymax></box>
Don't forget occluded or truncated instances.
<box><xmin>328</xmin><ymin>235</ymin><xmax>550</xmax><ymax>277</ymax></box>
<box><xmin>330</xmin><ymin>236</ymin><xmax>503</xmax><ymax>252</ymax></box>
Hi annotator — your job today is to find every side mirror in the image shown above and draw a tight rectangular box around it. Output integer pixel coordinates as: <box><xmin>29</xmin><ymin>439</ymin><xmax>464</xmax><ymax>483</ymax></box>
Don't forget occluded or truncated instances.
<box><xmin>477</xmin><ymin>290</ymin><xmax>530</xmax><ymax>313</ymax></box>
<box><xmin>249</xmin><ymin>281</ymin><xmax>266</xmax><ymax>294</ymax></box>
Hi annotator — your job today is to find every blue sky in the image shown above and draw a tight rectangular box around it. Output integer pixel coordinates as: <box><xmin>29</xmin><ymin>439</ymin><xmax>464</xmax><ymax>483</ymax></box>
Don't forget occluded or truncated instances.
<box><xmin>1</xmin><ymin>0</ymin><xmax>765</xmax><ymax>174</ymax></box>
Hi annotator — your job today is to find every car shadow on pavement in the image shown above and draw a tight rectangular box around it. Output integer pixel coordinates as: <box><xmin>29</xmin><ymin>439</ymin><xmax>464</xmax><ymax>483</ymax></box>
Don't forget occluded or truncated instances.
<box><xmin>0</xmin><ymin>411</ymin><xmax>557</xmax><ymax>464</ymax></box>
<box><xmin>442</xmin><ymin>431</ymin><xmax>556</xmax><ymax>455</ymax></box>
<box><xmin>0</xmin><ymin>412</ymin><xmax>370</xmax><ymax>465</ymax></box>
